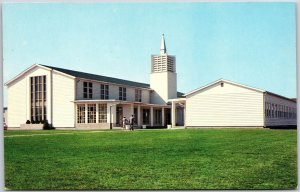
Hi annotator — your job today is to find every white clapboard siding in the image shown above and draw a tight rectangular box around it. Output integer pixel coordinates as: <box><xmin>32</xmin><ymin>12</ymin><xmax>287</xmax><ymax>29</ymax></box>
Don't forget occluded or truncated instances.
<box><xmin>52</xmin><ymin>71</ymin><xmax>75</xmax><ymax>127</ymax></box>
<box><xmin>7</xmin><ymin>66</ymin><xmax>51</xmax><ymax>127</ymax></box>
<box><xmin>186</xmin><ymin>82</ymin><xmax>264</xmax><ymax>127</ymax></box>
<box><xmin>264</xmin><ymin>93</ymin><xmax>297</xmax><ymax>126</ymax></box>
<box><xmin>7</xmin><ymin>76</ymin><xmax>27</xmax><ymax>127</ymax></box>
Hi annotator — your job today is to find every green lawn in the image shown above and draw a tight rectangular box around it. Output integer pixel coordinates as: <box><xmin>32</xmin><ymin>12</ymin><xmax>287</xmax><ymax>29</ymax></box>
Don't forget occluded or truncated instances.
<box><xmin>4</xmin><ymin>128</ymin><xmax>297</xmax><ymax>190</ymax></box>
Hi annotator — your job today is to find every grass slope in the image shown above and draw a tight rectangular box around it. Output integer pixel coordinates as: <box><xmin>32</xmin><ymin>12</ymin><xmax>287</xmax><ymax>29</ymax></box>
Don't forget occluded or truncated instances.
<box><xmin>4</xmin><ymin>128</ymin><xmax>297</xmax><ymax>190</ymax></box>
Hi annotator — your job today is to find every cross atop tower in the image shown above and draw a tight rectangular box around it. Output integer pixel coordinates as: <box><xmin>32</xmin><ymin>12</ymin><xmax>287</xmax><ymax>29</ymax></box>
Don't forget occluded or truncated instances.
<box><xmin>160</xmin><ymin>34</ymin><xmax>167</xmax><ymax>55</ymax></box>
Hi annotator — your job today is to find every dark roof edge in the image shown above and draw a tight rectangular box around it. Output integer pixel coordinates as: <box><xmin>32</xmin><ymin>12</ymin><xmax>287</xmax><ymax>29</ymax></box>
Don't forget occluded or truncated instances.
<box><xmin>265</xmin><ymin>91</ymin><xmax>297</xmax><ymax>103</ymax></box>
<box><xmin>40</xmin><ymin>64</ymin><xmax>151</xmax><ymax>89</ymax></box>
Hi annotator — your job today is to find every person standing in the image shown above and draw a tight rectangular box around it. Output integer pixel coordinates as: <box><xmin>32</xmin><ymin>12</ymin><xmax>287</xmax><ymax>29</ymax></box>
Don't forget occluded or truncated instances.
<box><xmin>122</xmin><ymin>117</ymin><xmax>127</xmax><ymax>130</ymax></box>
<box><xmin>129</xmin><ymin>115</ymin><xmax>135</xmax><ymax>131</ymax></box>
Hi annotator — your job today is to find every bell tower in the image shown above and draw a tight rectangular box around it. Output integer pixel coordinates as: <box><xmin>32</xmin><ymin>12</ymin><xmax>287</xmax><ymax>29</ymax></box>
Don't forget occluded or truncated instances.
<box><xmin>150</xmin><ymin>34</ymin><xmax>177</xmax><ymax>104</ymax></box>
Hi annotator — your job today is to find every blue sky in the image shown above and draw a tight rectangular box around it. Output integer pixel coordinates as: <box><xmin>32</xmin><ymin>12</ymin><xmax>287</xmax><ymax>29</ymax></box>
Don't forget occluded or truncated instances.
<box><xmin>3</xmin><ymin>2</ymin><xmax>296</xmax><ymax>106</ymax></box>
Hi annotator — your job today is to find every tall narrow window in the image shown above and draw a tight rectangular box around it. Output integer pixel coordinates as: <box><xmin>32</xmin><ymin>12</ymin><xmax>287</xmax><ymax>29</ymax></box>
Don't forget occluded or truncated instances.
<box><xmin>88</xmin><ymin>104</ymin><xmax>96</xmax><ymax>123</ymax></box>
<box><xmin>77</xmin><ymin>104</ymin><xmax>86</xmax><ymax>123</ymax></box>
<box><xmin>83</xmin><ymin>82</ymin><xmax>93</xmax><ymax>99</ymax></box>
<box><xmin>266</xmin><ymin>103</ymin><xmax>268</xmax><ymax>117</ymax></box>
<box><xmin>284</xmin><ymin>106</ymin><xmax>287</xmax><ymax>118</ymax></box>
<box><xmin>101</xmin><ymin>84</ymin><xmax>109</xmax><ymax>100</ymax></box>
<box><xmin>30</xmin><ymin>75</ymin><xmax>46</xmax><ymax>122</ymax></box>
<box><xmin>99</xmin><ymin>104</ymin><xmax>107</xmax><ymax>123</ymax></box>
<box><xmin>135</xmin><ymin>89</ymin><xmax>142</xmax><ymax>102</ymax></box>
<box><xmin>119</xmin><ymin>87</ymin><xmax>126</xmax><ymax>100</ymax></box>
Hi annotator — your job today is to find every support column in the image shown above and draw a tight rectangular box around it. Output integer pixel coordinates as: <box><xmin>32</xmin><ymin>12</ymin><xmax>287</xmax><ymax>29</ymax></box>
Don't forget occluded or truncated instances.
<box><xmin>137</xmin><ymin>105</ymin><xmax>141</xmax><ymax>127</ymax></box>
<box><xmin>150</xmin><ymin>107</ymin><xmax>154</xmax><ymax>127</ymax></box>
<box><xmin>183</xmin><ymin>103</ymin><xmax>186</xmax><ymax>128</ymax></box>
<box><xmin>107</xmin><ymin>103</ymin><xmax>116</xmax><ymax>126</ymax></box>
<box><xmin>96</xmin><ymin>103</ymin><xmax>99</xmax><ymax>123</ymax></box>
<box><xmin>162</xmin><ymin>107</ymin><xmax>165</xmax><ymax>126</ymax></box>
<box><xmin>171</xmin><ymin>101</ymin><xmax>176</xmax><ymax>127</ymax></box>
<box><xmin>130</xmin><ymin>103</ymin><xmax>134</xmax><ymax>117</ymax></box>
<box><xmin>75</xmin><ymin>104</ymin><xmax>77</xmax><ymax>124</ymax></box>
<box><xmin>85</xmin><ymin>103</ymin><xmax>88</xmax><ymax>124</ymax></box>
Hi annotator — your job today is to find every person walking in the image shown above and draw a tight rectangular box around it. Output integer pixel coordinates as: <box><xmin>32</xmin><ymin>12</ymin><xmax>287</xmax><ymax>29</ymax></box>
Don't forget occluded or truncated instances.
<box><xmin>129</xmin><ymin>115</ymin><xmax>135</xmax><ymax>131</ymax></box>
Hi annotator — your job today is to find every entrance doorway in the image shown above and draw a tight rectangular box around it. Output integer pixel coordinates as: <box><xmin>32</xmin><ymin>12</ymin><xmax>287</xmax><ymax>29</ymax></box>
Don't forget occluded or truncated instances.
<box><xmin>165</xmin><ymin>108</ymin><xmax>171</xmax><ymax>126</ymax></box>
<box><xmin>116</xmin><ymin>106</ymin><xmax>123</xmax><ymax>126</ymax></box>
<box><xmin>142</xmin><ymin>109</ymin><xmax>150</xmax><ymax>125</ymax></box>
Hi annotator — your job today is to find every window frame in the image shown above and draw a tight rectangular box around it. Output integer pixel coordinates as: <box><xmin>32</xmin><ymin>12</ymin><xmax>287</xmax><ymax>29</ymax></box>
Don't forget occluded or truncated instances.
<box><xmin>101</xmin><ymin>84</ymin><xmax>109</xmax><ymax>100</ymax></box>
<box><xmin>87</xmin><ymin>104</ymin><xmax>96</xmax><ymax>123</ymax></box>
<box><xmin>30</xmin><ymin>75</ymin><xmax>47</xmax><ymax>122</ymax></box>
<box><xmin>98</xmin><ymin>104</ymin><xmax>107</xmax><ymax>123</ymax></box>
<box><xmin>83</xmin><ymin>81</ymin><xmax>93</xmax><ymax>99</ymax></box>
<box><xmin>135</xmin><ymin>89</ymin><xmax>142</xmax><ymax>102</ymax></box>
<box><xmin>77</xmin><ymin>104</ymin><xmax>86</xmax><ymax>123</ymax></box>
<box><xmin>119</xmin><ymin>87</ymin><xmax>127</xmax><ymax>101</ymax></box>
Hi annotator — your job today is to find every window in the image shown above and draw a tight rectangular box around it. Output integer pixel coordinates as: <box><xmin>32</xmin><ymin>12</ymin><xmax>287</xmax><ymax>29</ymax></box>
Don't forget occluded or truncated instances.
<box><xmin>119</xmin><ymin>87</ymin><xmax>126</xmax><ymax>100</ymax></box>
<box><xmin>265</xmin><ymin>103</ymin><xmax>268</xmax><ymax>117</ymax></box>
<box><xmin>221</xmin><ymin>83</ymin><xmax>224</xmax><ymax>87</ymax></box>
<box><xmin>279</xmin><ymin>105</ymin><xmax>281</xmax><ymax>118</ymax></box>
<box><xmin>135</xmin><ymin>89</ymin><xmax>142</xmax><ymax>102</ymax></box>
<box><xmin>77</xmin><ymin>104</ymin><xmax>85</xmax><ymax>123</ymax></box>
<box><xmin>101</xmin><ymin>84</ymin><xmax>109</xmax><ymax>100</ymax></box>
<box><xmin>271</xmin><ymin>104</ymin><xmax>274</xmax><ymax>118</ymax></box>
<box><xmin>285</xmin><ymin>106</ymin><xmax>288</xmax><ymax>118</ymax></box>
<box><xmin>265</xmin><ymin>102</ymin><xmax>270</xmax><ymax>117</ymax></box>
<box><xmin>291</xmin><ymin>108</ymin><xmax>294</xmax><ymax>119</ymax></box>
<box><xmin>99</xmin><ymin>104</ymin><xmax>107</xmax><ymax>123</ymax></box>
<box><xmin>30</xmin><ymin>75</ymin><xmax>46</xmax><ymax>122</ymax></box>
<box><xmin>87</xmin><ymin>104</ymin><xmax>96</xmax><ymax>123</ymax></box>
<box><xmin>83</xmin><ymin>82</ymin><xmax>93</xmax><ymax>99</ymax></box>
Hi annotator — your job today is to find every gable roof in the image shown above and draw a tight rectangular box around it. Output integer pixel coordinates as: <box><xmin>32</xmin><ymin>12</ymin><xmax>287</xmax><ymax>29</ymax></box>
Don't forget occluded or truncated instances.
<box><xmin>183</xmin><ymin>79</ymin><xmax>265</xmax><ymax>96</ymax></box>
<box><xmin>183</xmin><ymin>79</ymin><xmax>296</xmax><ymax>102</ymax></box>
<box><xmin>6</xmin><ymin>64</ymin><xmax>185</xmax><ymax>96</ymax></box>
<box><xmin>5</xmin><ymin>64</ymin><xmax>52</xmax><ymax>86</ymax></box>
<box><xmin>265</xmin><ymin>91</ymin><xmax>297</xmax><ymax>103</ymax></box>
<box><xmin>40</xmin><ymin>64</ymin><xmax>151</xmax><ymax>89</ymax></box>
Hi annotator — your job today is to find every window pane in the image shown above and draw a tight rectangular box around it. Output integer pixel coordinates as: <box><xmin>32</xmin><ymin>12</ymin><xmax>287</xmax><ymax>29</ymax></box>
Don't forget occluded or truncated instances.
<box><xmin>88</xmin><ymin>104</ymin><xmax>96</xmax><ymax>123</ymax></box>
<box><xmin>77</xmin><ymin>104</ymin><xmax>86</xmax><ymax>123</ymax></box>
<box><xmin>99</xmin><ymin>104</ymin><xmax>107</xmax><ymax>123</ymax></box>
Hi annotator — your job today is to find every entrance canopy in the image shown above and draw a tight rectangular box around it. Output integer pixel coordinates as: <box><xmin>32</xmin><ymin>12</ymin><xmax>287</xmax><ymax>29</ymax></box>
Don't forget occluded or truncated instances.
<box><xmin>169</xmin><ymin>98</ymin><xmax>186</xmax><ymax>127</ymax></box>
